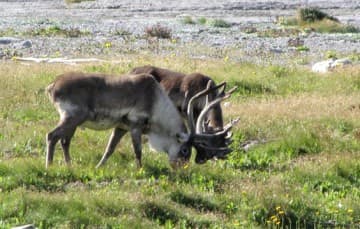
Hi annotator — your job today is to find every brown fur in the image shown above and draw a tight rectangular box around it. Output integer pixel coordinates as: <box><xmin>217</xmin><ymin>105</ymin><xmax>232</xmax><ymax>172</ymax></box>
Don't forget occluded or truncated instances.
<box><xmin>130</xmin><ymin>65</ymin><xmax>224</xmax><ymax>131</ymax></box>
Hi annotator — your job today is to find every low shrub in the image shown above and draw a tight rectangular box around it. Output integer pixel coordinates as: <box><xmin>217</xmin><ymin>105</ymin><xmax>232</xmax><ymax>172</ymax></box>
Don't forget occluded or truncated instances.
<box><xmin>298</xmin><ymin>7</ymin><xmax>339</xmax><ymax>24</ymax></box>
<box><xmin>181</xmin><ymin>16</ymin><xmax>196</xmax><ymax>25</ymax></box>
<box><xmin>209</xmin><ymin>19</ymin><xmax>231</xmax><ymax>28</ymax></box>
<box><xmin>145</xmin><ymin>23</ymin><xmax>172</xmax><ymax>39</ymax></box>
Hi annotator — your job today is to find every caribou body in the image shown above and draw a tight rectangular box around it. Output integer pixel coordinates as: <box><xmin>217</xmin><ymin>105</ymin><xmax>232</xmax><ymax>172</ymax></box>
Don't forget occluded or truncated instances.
<box><xmin>45</xmin><ymin>72</ymin><xmax>193</xmax><ymax>168</ymax></box>
<box><xmin>45</xmin><ymin>71</ymin><xmax>236</xmax><ymax>168</ymax></box>
<box><xmin>130</xmin><ymin>66</ymin><xmax>224</xmax><ymax>132</ymax></box>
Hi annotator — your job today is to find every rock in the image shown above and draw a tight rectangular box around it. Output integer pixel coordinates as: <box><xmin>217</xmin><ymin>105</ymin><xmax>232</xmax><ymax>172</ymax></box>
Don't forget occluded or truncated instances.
<box><xmin>312</xmin><ymin>59</ymin><xmax>334</xmax><ymax>73</ymax></box>
<box><xmin>21</xmin><ymin>40</ymin><xmax>32</xmax><ymax>48</ymax></box>
<box><xmin>270</xmin><ymin>47</ymin><xmax>283</xmax><ymax>53</ymax></box>
<box><xmin>0</xmin><ymin>37</ymin><xmax>20</xmax><ymax>45</ymax></box>
<box><xmin>332</xmin><ymin>58</ymin><xmax>352</xmax><ymax>67</ymax></box>
<box><xmin>312</xmin><ymin>58</ymin><xmax>352</xmax><ymax>73</ymax></box>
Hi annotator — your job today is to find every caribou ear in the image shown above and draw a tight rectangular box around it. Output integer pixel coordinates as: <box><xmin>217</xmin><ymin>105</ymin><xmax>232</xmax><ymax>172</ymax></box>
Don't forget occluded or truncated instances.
<box><xmin>176</xmin><ymin>133</ymin><xmax>190</xmax><ymax>143</ymax></box>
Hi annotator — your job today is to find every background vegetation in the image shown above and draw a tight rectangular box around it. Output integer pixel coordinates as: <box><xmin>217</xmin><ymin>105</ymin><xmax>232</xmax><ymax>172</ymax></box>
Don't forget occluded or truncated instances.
<box><xmin>0</xmin><ymin>56</ymin><xmax>359</xmax><ymax>228</ymax></box>
<box><xmin>277</xmin><ymin>7</ymin><xmax>359</xmax><ymax>34</ymax></box>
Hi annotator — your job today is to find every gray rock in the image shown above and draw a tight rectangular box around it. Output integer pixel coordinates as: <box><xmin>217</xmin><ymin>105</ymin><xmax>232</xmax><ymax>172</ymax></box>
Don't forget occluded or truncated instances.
<box><xmin>0</xmin><ymin>37</ymin><xmax>20</xmax><ymax>45</ymax></box>
<box><xmin>312</xmin><ymin>59</ymin><xmax>335</xmax><ymax>73</ymax></box>
<box><xmin>312</xmin><ymin>58</ymin><xmax>352</xmax><ymax>73</ymax></box>
<box><xmin>21</xmin><ymin>40</ymin><xmax>32</xmax><ymax>48</ymax></box>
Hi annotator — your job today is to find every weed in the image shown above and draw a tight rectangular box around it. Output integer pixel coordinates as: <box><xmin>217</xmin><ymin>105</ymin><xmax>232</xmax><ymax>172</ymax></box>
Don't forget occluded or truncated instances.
<box><xmin>325</xmin><ymin>50</ymin><xmax>338</xmax><ymax>59</ymax></box>
<box><xmin>25</xmin><ymin>25</ymin><xmax>89</xmax><ymax>37</ymax></box>
<box><xmin>298</xmin><ymin>7</ymin><xmax>339</xmax><ymax>23</ymax></box>
<box><xmin>113</xmin><ymin>29</ymin><xmax>132</xmax><ymax>36</ymax></box>
<box><xmin>296</xmin><ymin>45</ymin><xmax>310</xmax><ymax>52</ymax></box>
<box><xmin>209</xmin><ymin>19</ymin><xmax>231</xmax><ymax>28</ymax></box>
<box><xmin>181</xmin><ymin>16</ymin><xmax>196</xmax><ymax>25</ymax></box>
<box><xmin>197</xmin><ymin>17</ymin><xmax>207</xmax><ymax>25</ymax></box>
<box><xmin>308</xmin><ymin>19</ymin><xmax>359</xmax><ymax>33</ymax></box>
<box><xmin>349</xmin><ymin>51</ymin><xmax>360</xmax><ymax>61</ymax></box>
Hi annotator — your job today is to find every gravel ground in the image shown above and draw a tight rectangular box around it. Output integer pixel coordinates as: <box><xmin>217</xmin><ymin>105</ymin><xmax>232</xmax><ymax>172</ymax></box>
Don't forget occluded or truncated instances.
<box><xmin>0</xmin><ymin>0</ymin><xmax>359</xmax><ymax>65</ymax></box>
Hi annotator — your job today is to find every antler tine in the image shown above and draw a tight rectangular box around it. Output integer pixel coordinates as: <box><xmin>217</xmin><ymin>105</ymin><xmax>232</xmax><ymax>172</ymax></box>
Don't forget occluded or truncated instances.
<box><xmin>195</xmin><ymin>86</ymin><xmax>238</xmax><ymax>134</ymax></box>
<box><xmin>187</xmin><ymin>81</ymin><xmax>227</xmax><ymax>134</ymax></box>
<box><xmin>205</xmin><ymin>80</ymin><xmax>211</xmax><ymax>109</ymax></box>
<box><xmin>217</xmin><ymin>81</ymin><xmax>227</xmax><ymax>96</ymax></box>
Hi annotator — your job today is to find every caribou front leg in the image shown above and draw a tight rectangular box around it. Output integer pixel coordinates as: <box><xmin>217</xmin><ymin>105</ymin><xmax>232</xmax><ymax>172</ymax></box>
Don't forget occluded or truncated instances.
<box><xmin>130</xmin><ymin>127</ymin><xmax>143</xmax><ymax>168</ymax></box>
<box><xmin>96</xmin><ymin>128</ymin><xmax>127</xmax><ymax>168</ymax></box>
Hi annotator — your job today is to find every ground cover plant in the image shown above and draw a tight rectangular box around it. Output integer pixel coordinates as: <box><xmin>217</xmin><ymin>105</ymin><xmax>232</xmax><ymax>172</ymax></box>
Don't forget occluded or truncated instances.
<box><xmin>277</xmin><ymin>7</ymin><xmax>359</xmax><ymax>34</ymax></box>
<box><xmin>0</xmin><ymin>56</ymin><xmax>359</xmax><ymax>228</ymax></box>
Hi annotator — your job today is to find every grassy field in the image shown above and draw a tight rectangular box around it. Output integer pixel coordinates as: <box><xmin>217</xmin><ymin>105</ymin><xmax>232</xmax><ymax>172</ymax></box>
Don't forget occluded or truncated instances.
<box><xmin>0</xmin><ymin>56</ymin><xmax>359</xmax><ymax>228</ymax></box>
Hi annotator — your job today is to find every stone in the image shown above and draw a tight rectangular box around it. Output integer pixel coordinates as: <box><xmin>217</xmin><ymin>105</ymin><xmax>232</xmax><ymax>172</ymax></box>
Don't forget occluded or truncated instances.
<box><xmin>332</xmin><ymin>58</ymin><xmax>352</xmax><ymax>67</ymax></box>
<box><xmin>0</xmin><ymin>37</ymin><xmax>20</xmax><ymax>45</ymax></box>
<box><xmin>312</xmin><ymin>59</ymin><xmax>334</xmax><ymax>73</ymax></box>
<box><xmin>312</xmin><ymin>58</ymin><xmax>352</xmax><ymax>73</ymax></box>
<box><xmin>21</xmin><ymin>40</ymin><xmax>32</xmax><ymax>48</ymax></box>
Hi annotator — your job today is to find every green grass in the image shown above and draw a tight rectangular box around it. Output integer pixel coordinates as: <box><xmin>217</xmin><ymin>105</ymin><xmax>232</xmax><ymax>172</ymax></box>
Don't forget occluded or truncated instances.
<box><xmin>0</xmin><ymin>57</ymin><xmax>360</xmax><ymax>228</ymax></box>
<box><xmin>181</xmin><ymin>16</ymin><xmax>196</xmax><ymax>25</ymax></box>
<box><xmin>0</xmin><ymin>26</ymin><xmax>90</xmax><ymax>38</ymax></box>
<box><xmin>208</xmin><ymin>19</ymin><xmax>231</xmax><ymax>28</ymax></box>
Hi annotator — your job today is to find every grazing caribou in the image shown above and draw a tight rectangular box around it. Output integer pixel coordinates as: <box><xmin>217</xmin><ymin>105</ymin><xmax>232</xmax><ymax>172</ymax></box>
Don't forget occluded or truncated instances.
<box><xmin>45</xmin><ymin>72</ymin><xmax>236</xmax><ymax>168</ymax></box>
<box><xmin>130</xmin><ymin>65</ymin><xmax>236</xmax><ymax>163</ymax></box>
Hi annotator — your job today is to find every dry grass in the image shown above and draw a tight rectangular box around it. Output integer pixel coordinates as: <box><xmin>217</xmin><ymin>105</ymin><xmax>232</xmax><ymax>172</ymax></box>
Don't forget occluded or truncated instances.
<box><xmin>228</xmin><ymin>94</ymin><xmax>360</xmax><ymax>123</ymax></box>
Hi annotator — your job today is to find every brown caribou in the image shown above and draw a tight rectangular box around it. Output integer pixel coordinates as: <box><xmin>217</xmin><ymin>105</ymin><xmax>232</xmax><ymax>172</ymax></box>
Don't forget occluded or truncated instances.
<box><xmin>45</xmin><ymin>72</ymin><xmax>236</xmax><ymax>168</ymax></box>
<box><xmin>130</xmin><ymin>65</ymin><xmax>236</xmax><ymax>163</ymax></box>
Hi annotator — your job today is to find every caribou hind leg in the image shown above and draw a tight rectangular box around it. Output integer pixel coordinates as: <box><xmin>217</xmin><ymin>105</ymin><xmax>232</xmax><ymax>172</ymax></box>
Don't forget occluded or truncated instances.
<box><xmin>96</xmin><ymin>128</ymin><xmax>127</xmax><ymax>168</ymax></box>
<box><xmin>46</xmin><ymin>113</ymin><xmax>87</xmax><ymax>168</ymax></box>
<box><xmin>60</xmin><ymin>136</ymin><xmax>73</xmax><ymax>164</ymax></box>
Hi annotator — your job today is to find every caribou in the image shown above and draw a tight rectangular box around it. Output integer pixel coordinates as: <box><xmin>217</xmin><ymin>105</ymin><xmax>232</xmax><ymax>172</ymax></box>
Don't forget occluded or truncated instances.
<box><xmin>130</xmin><ymin>65</ymin><xmax>225</xmax><ymax>132</ymax></box>
<box><xmin>45</xmin><ymin>72</ymin><xmax>236</xmax><ymax>168</ymax></box>
<box><xmin>130</xmin><ymin>65</ymin><xmax>237</xmax><ymax>163</ymax></box>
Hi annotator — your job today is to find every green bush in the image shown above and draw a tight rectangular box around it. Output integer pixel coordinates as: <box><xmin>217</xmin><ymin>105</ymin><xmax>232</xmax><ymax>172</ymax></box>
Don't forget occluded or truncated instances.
<box><xmin>209</xmin><ymin>19</ymin><xmax>231</xmax><ymax>28</ymax></box>
<box><xmin>298</xmin><ymin>7</ymin><xmax>339</xmax><ymax>23</ymax></box>
<box><xmin>197</xmin><ymin>17</ymin><xmax>207</xmax><ymax>25</ymax></box>
<box><xmin>181</xmin><ymin>16</ymin><xmax>196</xmax><ymax>25</ymax></box>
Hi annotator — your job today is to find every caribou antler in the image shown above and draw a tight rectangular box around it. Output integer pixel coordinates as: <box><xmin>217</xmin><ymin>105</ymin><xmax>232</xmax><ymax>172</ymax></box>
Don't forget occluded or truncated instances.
<box><xmin>186</xmin><ymin>81</ymin><xmax>239</xmax><ymax>164</ymax></box>
<box><xmin>186</xmin><ymin>81</ymin><xmax>227</xmax><ymax>133</ymax></box>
